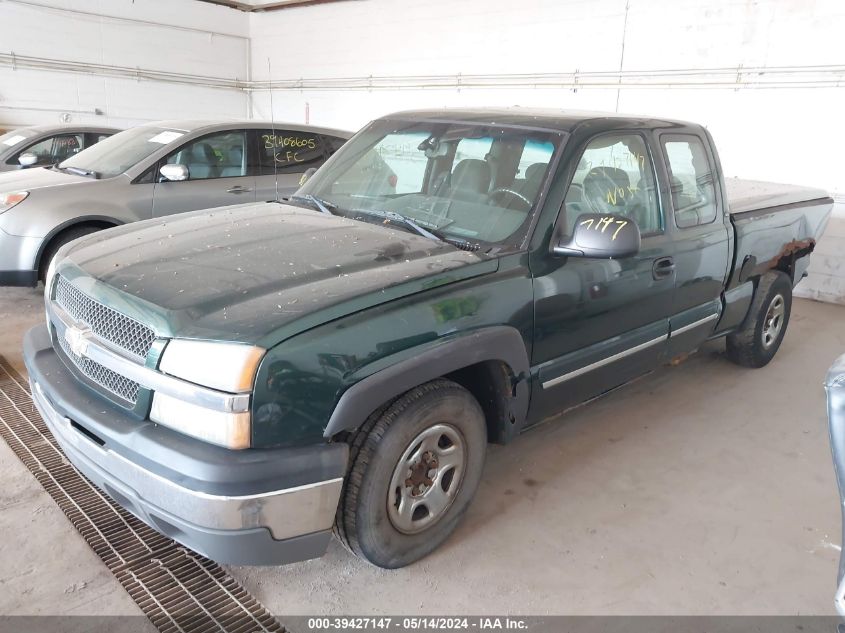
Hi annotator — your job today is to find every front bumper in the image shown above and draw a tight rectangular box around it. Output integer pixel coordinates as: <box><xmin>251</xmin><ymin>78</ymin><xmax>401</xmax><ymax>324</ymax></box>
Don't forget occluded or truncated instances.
<box><xmin>826</xmin><ymin>353</ymin><xmax>845</xmax><ymax>616</ymax></box>
<box><xmin>24</xmin><ymin>324</ymin><xmax>348</xmax><ymax>565</ymax></box>
<box><xmin>0</xmin><ymin>227</ymin><xmax>40</xmax><ymax>286</ymax></box>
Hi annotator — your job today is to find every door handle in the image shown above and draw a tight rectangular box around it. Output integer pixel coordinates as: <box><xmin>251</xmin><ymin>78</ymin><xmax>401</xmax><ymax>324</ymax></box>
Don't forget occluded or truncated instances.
<box><xmin>652</xmin><ymin>256</ymin><xmax>675</xmax><ymax>280</ymax></box>
<box><xmin>226</xmin><ymin>186</ymin><xmax>252</xmax><ymax>194</ymax></box>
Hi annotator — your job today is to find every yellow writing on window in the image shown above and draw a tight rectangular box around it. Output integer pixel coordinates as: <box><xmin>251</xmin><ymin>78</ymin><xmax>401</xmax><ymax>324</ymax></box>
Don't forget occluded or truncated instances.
<box><xmin>262</xmin><ymin>134</ymin><xmax>317</xmax><ymax>151</ymax></box>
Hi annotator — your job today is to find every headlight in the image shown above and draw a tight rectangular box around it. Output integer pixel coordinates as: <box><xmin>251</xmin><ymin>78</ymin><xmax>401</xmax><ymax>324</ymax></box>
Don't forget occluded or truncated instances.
<box><xmin>150</xmin><ymin>393</ymin><xmax>251</xmax><ymax>449</ymax></box>
<box><xmin>152</xmin><ymin>339</ymin><xmax>264</xmax><ymax>449</ymax></box>
<box><xmin>44</xmin><ymin>255</ymin><xmax>58</xmax><ymax>301</ymax></box>
<box><xmin>159</xmin><ymin>339</ymin><xmax>264</xmax><ymax>392</ymax></box>
<box><xmin>0</xmin><ymin>191</ymin><xmax>29</xmax><ymax>214</ymax></box>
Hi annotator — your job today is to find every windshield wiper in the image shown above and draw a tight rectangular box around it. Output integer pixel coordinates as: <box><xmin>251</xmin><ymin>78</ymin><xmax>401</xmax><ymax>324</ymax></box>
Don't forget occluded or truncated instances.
<box><xmin>289</xmin><ymin>193</ymin><xmax>335</xmax><ymax>216</ymax></box>
<box><xmin>349</xmin><ymin>208</ymin><xmax>445</xmax><ymax>243</ymax></box>
<box><xmin>59</xmin><ymin>166</ymin><xmax>99</xmax><ymax>178</ymax></box>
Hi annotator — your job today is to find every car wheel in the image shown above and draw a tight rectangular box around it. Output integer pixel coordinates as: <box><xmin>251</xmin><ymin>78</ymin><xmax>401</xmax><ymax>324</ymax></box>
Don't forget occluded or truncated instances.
<box><xmin>726</xmin><ymin>270</ymin><xmax>793</xmax><ymax>368</ymax></box>
<box><xmin>334</xmin><ymin>378</ymin><xmax>487</xmax><ymax>568</ymax></box>
<box><xmin>39</xmin><ymin>225</ymin><xmax>102</xmax><ymax>282</ymax></box>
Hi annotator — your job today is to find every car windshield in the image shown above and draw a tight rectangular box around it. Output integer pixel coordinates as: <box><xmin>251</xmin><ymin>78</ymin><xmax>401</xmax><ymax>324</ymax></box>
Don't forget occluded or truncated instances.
<box><xmin>59</xmin><ymin>126</ymin><xmax>186</xmax><ymax>178</ymax></box>
<box><xmin>0</xmin><ymin>129</ymin><xmax>36</xmax><ymax>150</ymax></box>
<box><xmin>297</xmin><ymin>118</ymin><xmax>565</xmax><ymax>247</ymax></box>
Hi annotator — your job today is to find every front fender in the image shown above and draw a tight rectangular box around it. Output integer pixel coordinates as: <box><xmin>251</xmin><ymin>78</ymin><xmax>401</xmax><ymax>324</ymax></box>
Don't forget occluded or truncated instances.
<box><xmin>323</xmin><ymin>326</ymin><xmax>530</xmax><ymax>439</ymax></box>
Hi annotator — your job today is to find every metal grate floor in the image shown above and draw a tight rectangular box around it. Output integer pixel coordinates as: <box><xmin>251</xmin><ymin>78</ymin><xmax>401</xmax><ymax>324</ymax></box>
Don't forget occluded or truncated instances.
<box><xmin>0</xmin><ymin>355</ymin><xmax>284</xmax><ymax>633</ymax></box>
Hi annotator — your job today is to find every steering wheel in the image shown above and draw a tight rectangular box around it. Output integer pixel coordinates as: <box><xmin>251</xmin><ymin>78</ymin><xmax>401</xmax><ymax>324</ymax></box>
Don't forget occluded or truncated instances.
<box><xmin>488</xmin><ymin>187</ymin><xmax>532</xmax><ymax>210</ymax></box>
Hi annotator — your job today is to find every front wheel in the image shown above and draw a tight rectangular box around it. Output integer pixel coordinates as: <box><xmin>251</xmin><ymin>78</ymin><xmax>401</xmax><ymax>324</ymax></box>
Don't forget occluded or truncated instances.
<box><xmin>334</xmin><ymin>379</ymin><xmax>487</xmax><ymax>568</ymax></box>
<box><xmin>726</xmin><ymin>270</ymin><xmax>793</xmax><ymax>368</ymax></box>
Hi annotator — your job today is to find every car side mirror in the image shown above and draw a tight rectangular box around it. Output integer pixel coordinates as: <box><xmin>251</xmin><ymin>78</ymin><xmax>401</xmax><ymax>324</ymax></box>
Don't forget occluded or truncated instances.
<box><xmin>299</xmin><ymin>167</ymin><xmax>318</xmax><ymax>187</ymax></box>
<box><xmin>18</xmin><ymin>153</ymin><xmax>38</xmax><ymax>167</ymax></box>
<box><xmin>552</xmin><ymin>213</ymin><xmax>641</xmax><ymax>258</ymax></box>
<box><xmin>160</xmin><ymin>164</ymin><xmax>189</xmax><ymax>182</ymax></box>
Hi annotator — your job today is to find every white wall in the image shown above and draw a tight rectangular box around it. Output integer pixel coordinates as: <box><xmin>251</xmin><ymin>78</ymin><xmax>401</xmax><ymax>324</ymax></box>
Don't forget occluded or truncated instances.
<box><xmin>0</xmin><ymin>0</ymin><xmax>250</xmax><ymax>128</ymax></box>
<box><xmin>3</xmin><ymin>0</ymin><xmax>843</xmax><ymax>300</ymax></box>
<box><xmin>249</xmin><ymin>0</ymin><xmax>845</xmax><ymax>302</ymax></box>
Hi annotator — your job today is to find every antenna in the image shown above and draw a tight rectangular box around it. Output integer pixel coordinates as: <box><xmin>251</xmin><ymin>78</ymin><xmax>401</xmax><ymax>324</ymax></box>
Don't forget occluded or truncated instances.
<box><xmin>267</xmin><ymin>57</ymin><xmax>279</xmax><ymax>202</ymax></box>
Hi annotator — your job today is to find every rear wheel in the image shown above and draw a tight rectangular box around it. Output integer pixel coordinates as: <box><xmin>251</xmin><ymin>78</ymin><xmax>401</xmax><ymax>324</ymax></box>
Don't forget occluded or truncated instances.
<box><xmin>726</xmin><ymin>270</ymin><xmax>793</xmax><ymax>368</ymax></box>
<box><xmin>334</xmin><ymin>379</ymin><xmax>486</xmax><ymax>568</ymax></box>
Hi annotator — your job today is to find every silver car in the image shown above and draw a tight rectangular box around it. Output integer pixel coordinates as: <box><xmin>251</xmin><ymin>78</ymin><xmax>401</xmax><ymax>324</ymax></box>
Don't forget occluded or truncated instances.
<box><xmin>0</xmin><ymin>119</ymin><xmax>351</xmax><ymax>286</ymax></box>
<box><xmin>0</xmin><ymin>124</ymin><xmax>119</xmax><ymax>172</ymax></box>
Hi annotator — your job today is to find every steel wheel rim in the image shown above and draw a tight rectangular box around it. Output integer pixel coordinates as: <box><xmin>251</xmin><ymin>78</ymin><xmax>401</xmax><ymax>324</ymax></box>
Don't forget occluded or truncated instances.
<box><xmin>387</xmin><ymin>423</ymin><xmax>467</xmax><ymax>535</ymax></box>
<box><xmin>762</xmin><ymin>294</ymin><xmax>785</xmax><ymax>349</ymax></box>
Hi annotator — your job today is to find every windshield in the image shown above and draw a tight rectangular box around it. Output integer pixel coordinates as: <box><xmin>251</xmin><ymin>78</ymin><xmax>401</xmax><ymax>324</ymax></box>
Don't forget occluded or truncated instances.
<box><xmin>0</xmin><ymin>129</ymin><xmax>36</xmax><ymax>150</ymax></box>
<box><xmin>59</xmin><ymin>126</ymin><xmax>186</xmax><ymax>178</ymax></box>
<box><xmin>297</xmin><ymin>119</ymin><xmax>564</xmax><ymax>247</ymax></box>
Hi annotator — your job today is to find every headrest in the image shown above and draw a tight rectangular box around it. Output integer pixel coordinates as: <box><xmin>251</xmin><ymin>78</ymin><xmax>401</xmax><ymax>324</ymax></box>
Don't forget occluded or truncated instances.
<box><xmin>583</xmin><ymin>166</ymin><xmax>631</xmax><ymax>212</ymax></box>
<box><xmin>451</xmin><ymin>159</ymin><xmax>490</xmax><ymax>194</ymax></box>
<box><xmin>191</xmin><ymin>143</ymin><xmax>216</xmax><ymax>161</ymax></box>
<box><xmin>525</xmin><ymin>162</ymin><xmax>546</xmax><ymax>182</ymax></box>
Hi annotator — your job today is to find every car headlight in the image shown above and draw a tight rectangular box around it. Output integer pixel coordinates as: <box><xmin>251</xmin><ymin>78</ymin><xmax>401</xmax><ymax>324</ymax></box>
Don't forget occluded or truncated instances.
<box><xmin>159</xmin><ymin>339</ymin><xmax>265</xmax><ymax>392</ymax></box>
<box><xmin>151</xmin><ymin>339</ymin><xmax>265</xmax><ymax>449</ymax></box>
<box><xmin>44</xmin><ymin>255</ymin><xmax>58</xmax><ymax>301</ymax></box>
<box><xmin>0</xmin><ymin>191</ymin><xmax>28</xmax><ymax>214</ymax></box>
<box><xmin>150</xmin><ymin>393</ymin><xmax>251</xmax><ymax>449</ymax></box>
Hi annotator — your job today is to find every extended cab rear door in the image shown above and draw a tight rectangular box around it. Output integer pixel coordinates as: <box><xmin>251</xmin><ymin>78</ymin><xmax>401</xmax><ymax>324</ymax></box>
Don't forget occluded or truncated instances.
<box><xmin>656</xmin><ymin>129</ymin><xmax>730</xmax><ymax>355</ymax></box>
<box><xmin>528</xmin><ymin>130</ymin><xmax>675</xmax><ymax>423</ymax></box>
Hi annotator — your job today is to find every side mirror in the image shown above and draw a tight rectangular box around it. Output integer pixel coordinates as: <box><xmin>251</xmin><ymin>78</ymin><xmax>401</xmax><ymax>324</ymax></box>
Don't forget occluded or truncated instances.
<box><xmin>18</xmin><ymin>153</ymin><xmax>38</xmax><ymax>167</ymax></box>
<box><xmin>552</xmin><ymin>213</ymin><xmax>641</xmax><ymax>259</ymax></box>
<box><xmin>160</xmin><ymin>164</ymin><xmax>189</xmax><ymax>182</ymax></box>
<box><xmin>299</xmin><ymin>167</ymin><xmax>318</xmax><ymax>187</ymax></box>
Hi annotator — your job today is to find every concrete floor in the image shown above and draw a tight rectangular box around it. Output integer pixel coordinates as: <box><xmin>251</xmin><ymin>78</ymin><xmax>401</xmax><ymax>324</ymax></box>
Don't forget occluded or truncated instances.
<box><xmin>1</xmin><ymin>285</ymin><xmax>843</xmax><ymax>616</ymax></box>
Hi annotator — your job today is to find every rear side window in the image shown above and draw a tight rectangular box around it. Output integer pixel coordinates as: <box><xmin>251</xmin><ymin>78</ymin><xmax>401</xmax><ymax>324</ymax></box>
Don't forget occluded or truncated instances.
<box><xmin>662</xmin><ymin>135</ymin><xmax>718</xmax><ymax>228</ymax></box>
<box><xmin>257</xmin><ymin>130</ymin><xmax>326</xmax><ymax>175</ymax></box>
<box><xmin>563</xmin><ymin>133</ymin><xmax>663</xmax><ymax>235</ymax></box>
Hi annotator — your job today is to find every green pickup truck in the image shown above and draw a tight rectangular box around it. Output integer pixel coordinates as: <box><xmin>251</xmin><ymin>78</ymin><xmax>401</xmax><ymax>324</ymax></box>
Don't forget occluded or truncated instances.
<box><xmin>24</xmin><ymin>108</ymin><xmax>833</xmax><ymax>569</ymax></box>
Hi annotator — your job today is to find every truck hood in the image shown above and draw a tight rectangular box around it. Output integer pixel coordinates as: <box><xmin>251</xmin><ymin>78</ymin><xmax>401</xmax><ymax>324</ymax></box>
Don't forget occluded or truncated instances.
<box><xmin>59</xmin><ymin>202</ymin><xmax>495</xmax><ymax>346</ymax></box>
<box><xmin>0</xmin><ymin>166</ymin><xmax>92</xmax><ymax>191</ymax></box>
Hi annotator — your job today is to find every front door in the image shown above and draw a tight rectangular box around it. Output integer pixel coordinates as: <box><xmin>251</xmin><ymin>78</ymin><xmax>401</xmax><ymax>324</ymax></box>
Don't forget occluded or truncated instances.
<box><xmin>152</xmin><ymin>129</ymin><xmax>256</xmax><ymax>217</ymax></box>
<box><xmin>529</xmin><ymin>132</ymin><xmax>675</xmax><ymax>423</ymax></box>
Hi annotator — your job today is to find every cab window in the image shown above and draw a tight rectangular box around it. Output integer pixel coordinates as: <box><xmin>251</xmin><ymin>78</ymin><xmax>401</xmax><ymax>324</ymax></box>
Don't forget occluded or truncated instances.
<box><xmin>563</xmin><ymin>134</ymin><xmax>662</xmax><ymax>235</ymax></box>
<box><xmin>165</xmin><ymin>131</ymin><xmax>248</xmax><ymax>180</ymax></box>
<box><xmin>661</xmin><ymin>135</ymin><xmax>718</xmax><ymax>227</ymax></box>
<box><xmin>257</xmin><ymin>130</ymin><xmax>326</xmax><ymax>175</ymax></box>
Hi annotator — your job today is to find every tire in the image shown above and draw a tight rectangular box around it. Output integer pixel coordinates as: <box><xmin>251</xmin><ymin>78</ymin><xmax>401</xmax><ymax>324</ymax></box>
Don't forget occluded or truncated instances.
<box><xmin>335</xmin><ymin>378</ymin><xmax>487</xmax><ymax>568</ymax></box>
<box><xmin>38</xmin><ymin>225</ymin><xmax>102</xmax><ymax>282</ymax></box>
<box><xmin>726</xmin><ymin>270</ymin><xmax>793</xmax><ymax>368</ymax></box>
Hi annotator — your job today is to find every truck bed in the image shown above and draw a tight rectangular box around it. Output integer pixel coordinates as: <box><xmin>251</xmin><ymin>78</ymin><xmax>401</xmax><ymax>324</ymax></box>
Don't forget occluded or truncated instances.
<box><xmin>724</xmin><ymin>178</ymin><xmax>833</xmax><ymax>293</ymax></box>
<box><xmin>725</xmin><ymin>178</ymin><xmax>830</xmax><ymax>216</ymax></box>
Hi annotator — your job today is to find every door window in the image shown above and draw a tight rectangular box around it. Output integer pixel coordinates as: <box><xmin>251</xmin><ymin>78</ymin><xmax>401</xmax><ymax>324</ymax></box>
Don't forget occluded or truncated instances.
<box><xmin>257</xmin><ymin>130</ymin><xmax>326</xmax><ymax>175</ymax></box>
<box><xmin>7</xmin><ymin>133</ymin><xmax>84</xmax><ymax>166</ymax></box>
<box><xmin>165</xmin><ymin>131</ymin><xmax>248</xmax><ymax>180</ymax></box>
<box><xmin>661</xmin><ymin>135</ymin><xmax>718</xmax><ymax>228</ymax></box>
<box><xmin>563</xmin><ymin>134</ymin><xmax>662</xmax><ymax>235</ymax></box>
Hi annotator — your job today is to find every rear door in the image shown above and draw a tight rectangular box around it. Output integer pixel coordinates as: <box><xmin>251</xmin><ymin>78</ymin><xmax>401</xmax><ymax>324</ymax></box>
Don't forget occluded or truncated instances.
<box><xmin>529</xmin><ymin>131</ymin><xmax>675</xmax><ymax>422</ymax></box>
<box><xmin>152</xmin><ymin>129</ymin><xmax>256</xmax><ymax>217</ymax></box>
<box><xmin>657</xmin><ymin>131</ymin><xmax>730</xmax><ymax>355</ymax></box>
<box><xmin>253</xmin><ymin>129</ymin><xmax>330</xmax><ymax>200</ymax></box>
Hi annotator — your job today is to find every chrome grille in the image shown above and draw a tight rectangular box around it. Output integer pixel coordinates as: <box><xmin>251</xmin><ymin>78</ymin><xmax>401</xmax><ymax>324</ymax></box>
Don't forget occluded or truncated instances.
<box><xmin>55</xmin><ymin>276</ymin><xmax>156</xmax><ymax>359</ymax></box>
<box><xmin>57</xmin><ymin>335</ymin><xmax>140</xmax><ymax>404</ymax></box>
